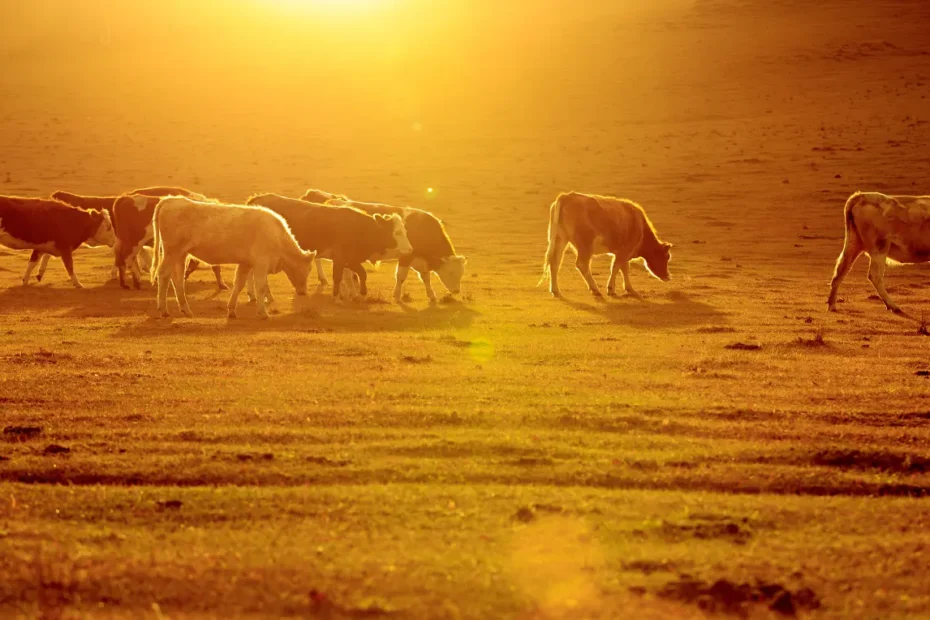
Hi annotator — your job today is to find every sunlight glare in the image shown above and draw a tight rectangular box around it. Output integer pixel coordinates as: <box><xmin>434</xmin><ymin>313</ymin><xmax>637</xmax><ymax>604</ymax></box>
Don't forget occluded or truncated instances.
<box><xmin>260</xmin><ymin>0</ymin><xmax>390</xmax><ymax>15</ymax></box>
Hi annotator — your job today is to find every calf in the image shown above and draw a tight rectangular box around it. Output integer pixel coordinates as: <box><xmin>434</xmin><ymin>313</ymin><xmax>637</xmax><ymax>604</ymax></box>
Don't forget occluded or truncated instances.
<box><xmin>538</xmin><ymin>192</ymin><xmax>673</xmax><ymax>298</ymax></box>
<box><xmin>112</xmin><ymin>189</ymin><xmax>226</xmax><ymax>290</ymax></box>
<box><xmin>325</xmin><ymin>197</ymin><xmax>467</xmax><ymax>303</ymax></box>
<box><xmin>828</xmin><ymin>191</ymin><xmax>930</xmax><ymax>316</ymax></box>
<box><xmin>246</xmin><ymin>193</ymin><xmax>412</xmax><ymax>299</ymax></box>
<box><xmin>150</xmin><ymin>197</ymin><xmax>315</xmax><ymax>318</ymax></box>
<box><xmin>0</xmin><ymin>196</ymin><xmax>115</xmax><ymax>288</ymax></box>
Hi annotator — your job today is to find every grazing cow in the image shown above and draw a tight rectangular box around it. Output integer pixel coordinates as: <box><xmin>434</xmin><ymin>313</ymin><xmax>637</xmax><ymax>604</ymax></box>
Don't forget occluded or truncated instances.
<box><xmin>828</xmin><ymin>191</ymin><xmax>930</xmax><ymax>316</ymax></box>
<box><xmin>324</xmin><ymin>197</ymin><xmax>467</xmax><ymax>303</ymax></box>
<box><xmin>538</xmin><ymin>192</ymin><xmax>673</xmax><ymax>298</ymax></box>
<box><xmin>111</xmin><ymin>188</ymin><xmax>227</xmax><ymax>290</ymax></box>
<box><xmin>150</xmin><ymin>197</ymin><xmax>315</xmax><ymax>318</ymax></box>
<box><xmin>246</xmin><ymin>193</ymin><xmax>412</xmax><ymax>299</ymax></box>
<box><xmin>0</xmin><ymin>196</ymin><xmax>115</xmax><ymax>288</ymax></box>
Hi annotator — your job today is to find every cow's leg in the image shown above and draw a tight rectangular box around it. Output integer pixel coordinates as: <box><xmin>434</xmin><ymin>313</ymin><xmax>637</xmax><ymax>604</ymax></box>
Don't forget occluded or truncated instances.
<box><xmin>348</xmin><ymin>263</ymin><xmax>367</xmax><ymax>298</ymax></box>
<box><xmin>253</xmin><ymin>263</ymin><xmax>271</xmax><ymax>318</ymax></box>
<box><xmin>332</xmin><ymin>258</ymin><xmax>345</xmax><ymax>300</ymax></box>
<box><xmin>315</xmin><ymin>258</ymin><xmax>328</xmax><ymax>286</ymax></box>
<box><xmin>170</xmin><ymin>260</ymin><xmax>192</xmax><ymax>317</ymax></box>
<box><xmin>547</xmin><ymin>238</ymin><xmax>568</xmax><ymax>298</ymax></box>
<box><xmin>137</xmin><ymin>247</ymin><xmax>153</xmax><ymax>272</ymax></box>
<box><xmin>184</xmin><ymin>258</ymin><xmax>200</xmax><ymax>280</ymax></box>
<box><xmin>574</xmin><ymin>244</ymin><xmax>603</xmax><ymax>298</ymax></box>
<box><xmin>156</xmin><ymin>258</ymin><xmax>172</xmax><ymax>317</ymax></box>
<box><xmin>418</xmin><ymin>269</ymin><xmax>438</xmax><ymax>303</ymax></box>
<box><xmin>23</xmin><ymin>251</ymin><xmax>42</xmax><ymax>286</ymax></box>
<box><xmin>606</xmin><ymin>255</ymin><xmax>622</xmax><ymax>297</ymax></box>
<box><xmin>35</xmin><ymin>253</ymin><xmax>51</xmax><ymax>283</ymax></box>
<box><xmin>867</xmin><ymin>253</ymin><xmax>903</xmax><ymax>314</ymax></box>
<box><xmin>129</xmin><ymin>254</ymin><xmax>144</xmax><ymax>290</ymax></box>
<box><xmin>228</xmin><ymin>265</ymin><xmax>252</xmax><ymax>319</ymax></box>
<box><xmin>827</xmin><ymin>237</ymin><xmax>864</xmax><ymax>311</ymax></box>
<box><xmin>618</xmin><ymin>261</ymin><xmax>641</xmax><ymax>299</ymax></box>
<box><xmin>59</xmin><ymin>249</ymin><xmax>83</xmax><ymax>289</ymax></box>
<box><xmin>211</xmin><ymin>265</ymin><xmax>229</xmax><ymax>291</ymax></box>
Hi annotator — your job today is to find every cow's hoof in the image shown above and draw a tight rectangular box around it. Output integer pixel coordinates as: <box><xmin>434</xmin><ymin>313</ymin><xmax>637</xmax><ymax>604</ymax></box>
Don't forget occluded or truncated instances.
<box><xmin>227</xmin><ymin>310</ymin><xmax>237</xmax><ymax>319</ymax></box>
<box><xmin>73</xmin><ymin>283</ymin><xmax>84</xmax><ymax>290</ymax></box>
<box><xmin>827</xmin><ymin>304</ymin><xmax>837</xmax><ymax>312</ymax></box>
<box><xmin>550</xmin><ymin>291</ymin><xmax>562</xmax><ymax>299</ymax></box>
<box><xmin>257</xmin><ymin>313</ymin><xmax>270</xmax><ymax>320</ymax></box>
<box><xmin>159</xmin><ymin>311</ymin><xmax>171</xmax><ymax>319</ymax></box>
<box><xmin>133</xmin><ymin>283</ymin><xmax>142</xmax><ymax>290</ymax></box>
<box><xmin>891</xmin><ymin>307</ymin><xmax>905</xmax><ymax>316</ymax></box>
<box><xmin>319</xmin><ymin>278</ymin><xmax>328</xmax><ymax>286</ymax></box>
<box><xmin>35</xmin><ymin>276</ymin><xmax>42</xmax><ymax>282</ymax></box>
<box><xmin>217</xmin><ymin>283</ymin><xmax>230</xmax><ymax>291</ymax></box>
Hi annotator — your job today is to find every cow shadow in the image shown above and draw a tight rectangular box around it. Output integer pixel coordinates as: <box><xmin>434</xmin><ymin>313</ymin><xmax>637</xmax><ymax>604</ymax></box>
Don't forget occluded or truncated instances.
<box><xmin>557</xmin><ymin>289</ymin><xmax>728</xmax><ymax>329</ymax></box>
<box><xmin>0</xmin><ymin>279</ymin><xmax>231</xmax><ymax>319</ymax></box>
<box><xmin>111</xmin><ymin>292</ymin><xmax>481</xmax><ymax>338</ymax></box>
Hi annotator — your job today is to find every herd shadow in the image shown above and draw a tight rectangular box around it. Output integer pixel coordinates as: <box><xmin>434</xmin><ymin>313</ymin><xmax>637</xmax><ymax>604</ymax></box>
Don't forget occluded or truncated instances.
<box><xmin>111</xmin><ymin>288</ymin><xmax>481</xmax><ymax>338</ymax></box>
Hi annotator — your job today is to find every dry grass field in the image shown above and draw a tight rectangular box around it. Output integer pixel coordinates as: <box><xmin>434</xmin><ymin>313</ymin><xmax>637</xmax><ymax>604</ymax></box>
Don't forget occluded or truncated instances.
<box><xmin>2</xmin><ymin>0</ymin><xmax>930</xmax><ymax>618</ymax></box>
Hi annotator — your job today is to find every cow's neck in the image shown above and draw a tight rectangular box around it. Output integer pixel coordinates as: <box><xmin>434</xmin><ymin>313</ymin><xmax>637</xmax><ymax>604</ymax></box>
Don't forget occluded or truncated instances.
<box><xmin>636</xmin><ymin>224</ymin><xmax>662</xmax><ymax>259</ymax></box>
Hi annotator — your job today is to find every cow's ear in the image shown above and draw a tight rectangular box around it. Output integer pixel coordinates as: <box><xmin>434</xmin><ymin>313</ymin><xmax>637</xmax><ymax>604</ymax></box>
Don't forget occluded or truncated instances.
<box><xmin>373</xmin><ymin>214</ymin><xmax>386</xmax><ymax>222</ymax></box>
<box><xmin>663</xmin><ymin>242</ymin><xmax>674</xmax><ymax>250</ymax></box>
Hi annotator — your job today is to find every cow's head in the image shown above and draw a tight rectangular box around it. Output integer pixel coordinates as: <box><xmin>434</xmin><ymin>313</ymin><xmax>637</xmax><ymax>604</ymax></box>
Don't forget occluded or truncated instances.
<box><xmin>88</xmin><ymin>210</ymin><xmax>116</xmax><ymax>247</ymax></box>
<box><xmin>437</xmin><ymin>255</ymin><xmax>467</xmax><ymax>294</ymax></box>
<box><xmin>644</xmin><ymin>241</ymin><xmax>673</xmax><ymax>282</ymax></box>
<box><xmin>373</xmin><ymin>213</ymin><xmax>412</xmax><ymax>255</ymax></box>
<box><xmin>283</xmin><ymin>250</ymin><xmax>316</xmax><ymax>296</ymax></box>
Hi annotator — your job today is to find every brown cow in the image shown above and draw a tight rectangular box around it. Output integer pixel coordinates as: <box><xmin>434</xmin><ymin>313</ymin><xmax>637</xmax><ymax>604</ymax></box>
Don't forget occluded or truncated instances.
<box><xmin>324</xmin><ymin>196</ymin><xmax>467</xmax><ymax>303</ymax></box>
<box><xmin>246</xmin><ymin>193</ymin><xmax>411</xmax><ymax>299</ymax></box>
<box><xmin>538</xmin><ymin>192</ymin><xmax>672</xmax><ymax>298</ymax></box>
<box><xmin>0</xmin><ymin>196</ymin><xmax>115</xmax><ymax>288</ymax></box>
<box><xmin>828</xmin><ymin>191</ymin><xmax>930</xmax><ymax>316</ymax></box>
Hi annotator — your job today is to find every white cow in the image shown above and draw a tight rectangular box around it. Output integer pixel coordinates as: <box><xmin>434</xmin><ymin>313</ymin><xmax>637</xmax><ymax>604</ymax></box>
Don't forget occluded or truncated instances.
<box><xmin>150</xmin><ymin>197</ymin><xmax>315</xmax><ymax>319</ymax></box>
<box><xmin>828</xmin><ymin>191</ymin><xmax>930</xmax><ymax>316</ymax></box>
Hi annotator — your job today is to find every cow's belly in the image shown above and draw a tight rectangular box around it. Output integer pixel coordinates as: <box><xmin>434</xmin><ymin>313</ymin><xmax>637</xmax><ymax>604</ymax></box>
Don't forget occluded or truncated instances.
<box><xmin>591</xmin><ymin>236</ymin><xmax>611</xmax><ymax>256</ymax></box>
<box><xmin>0</xmin><ymin>228</ymin><xmax>58</xmax><ymax>254</ymax></box>
<box><xmin>889</xmin><ymin>243</ymin><xmax>930</xmax><ymax>264</ymax></box>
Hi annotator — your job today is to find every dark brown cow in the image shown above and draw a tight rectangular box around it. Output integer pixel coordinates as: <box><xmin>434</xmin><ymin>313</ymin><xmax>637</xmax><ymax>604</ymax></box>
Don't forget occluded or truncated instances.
<box><xmin>0</xmin><ymin>196</ymin><xmax>115</xmax><ymax>288</ymax></box>
<box><xmin>112</xmin><ymin>190</ymin><xmax>227</xmax><ymax>290</ymax></box>
<box><xmin>539</xmin><ymin>192</ymin><xmax>673</xmax><ymax>299</ymax></box>
<box><xmin>245</xmin><ymin>193</ymin><xmax>412</xmax><ymax>299</ymax></box>
<box><xmin>324</xmin><ymin>197</ymin><xmax>467</xmax><ymax>303</ymax></box>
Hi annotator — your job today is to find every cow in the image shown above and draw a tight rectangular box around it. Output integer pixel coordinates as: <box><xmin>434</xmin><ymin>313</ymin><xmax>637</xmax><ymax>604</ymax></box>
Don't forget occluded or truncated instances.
<box><xmin>111</xmin><ymin>189</ymin><xmax>227</xmax><ymax>290</ymax></box>
<box><xmin>296</xmin><ymin>188</ymin><xmax>348</xmax><ymax>285</ymax></box>
<box><xmin>323</xmin><ymin>196</ymin><xmax>467</xmax><ymax>303</ymax></box>
<box><xmin>828</xmin><ymin>191</ymin><xmax>930</xmax><ymax>316</ymax></box>
<box><xmin>246</xmin><ymin>193</ymin><xmax>412</xmax><ymax>300</ymax></box>
<box><xmin>0</xmin><ymin>196</ymin><xmax>115</xmax><ymax>288</ymax></box>
<box><xmin>150</xmin><ymin>197</ymin><xmax>315</xmax><ymax>319</ymax></box>
<box><xmin>538</xmin><ymin>192</ymin><xmax>673</xmax><ymax>299</ymax></box>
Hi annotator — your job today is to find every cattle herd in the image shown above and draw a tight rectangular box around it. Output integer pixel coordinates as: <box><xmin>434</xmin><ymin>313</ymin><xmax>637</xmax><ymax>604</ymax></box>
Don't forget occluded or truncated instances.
<box><xmin>0</xmin><ymin>186</ymin><xmax>926</xmax><ymax>319</ymax></box>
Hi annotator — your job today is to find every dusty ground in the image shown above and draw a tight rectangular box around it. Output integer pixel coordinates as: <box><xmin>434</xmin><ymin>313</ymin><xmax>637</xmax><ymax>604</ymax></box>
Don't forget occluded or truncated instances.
<box><xmin>2</xmin><ymin>0</ymin><xmax>930</xmax><ymax>618</ymax></box>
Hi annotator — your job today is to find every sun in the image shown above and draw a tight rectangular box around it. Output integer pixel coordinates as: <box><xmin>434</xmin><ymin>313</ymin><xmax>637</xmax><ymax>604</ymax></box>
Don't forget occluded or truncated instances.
<box><xmin>260</xmin><ymin>0</ymin><xmax>389</xmax><ymax>14</ymax></box>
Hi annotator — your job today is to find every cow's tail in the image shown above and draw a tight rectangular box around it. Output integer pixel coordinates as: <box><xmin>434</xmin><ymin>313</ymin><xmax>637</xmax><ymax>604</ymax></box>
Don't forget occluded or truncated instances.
<box><xmin>149</xmin><ymin>200</ymin><xmax>164</xmax><ymax>285</ymax></box>
<box><xmin>842</xmin><ymin>191</ymin><xmax>864</xmax><ymax>249</ymax></box>
<box><xmin>537</xmin><ymin>196</ymin><xmax>562</xmax><ymax>287</ymax></box>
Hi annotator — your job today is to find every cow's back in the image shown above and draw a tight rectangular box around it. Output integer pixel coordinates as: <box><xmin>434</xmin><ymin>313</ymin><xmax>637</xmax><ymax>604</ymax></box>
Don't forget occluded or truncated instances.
<box><xmin>331</xmin><ymin>198</ymin><xmax>454</xmax><ymax>259</ymax></box>
<box><xmin>0</xmin><ymin>196</ymin><xmax>96</xmax><ymax>247</ymax></box>
<box><xmin>248</xmin><ymin>194</ymin><xmax>370</xmax><ymax>252</ymax></box>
